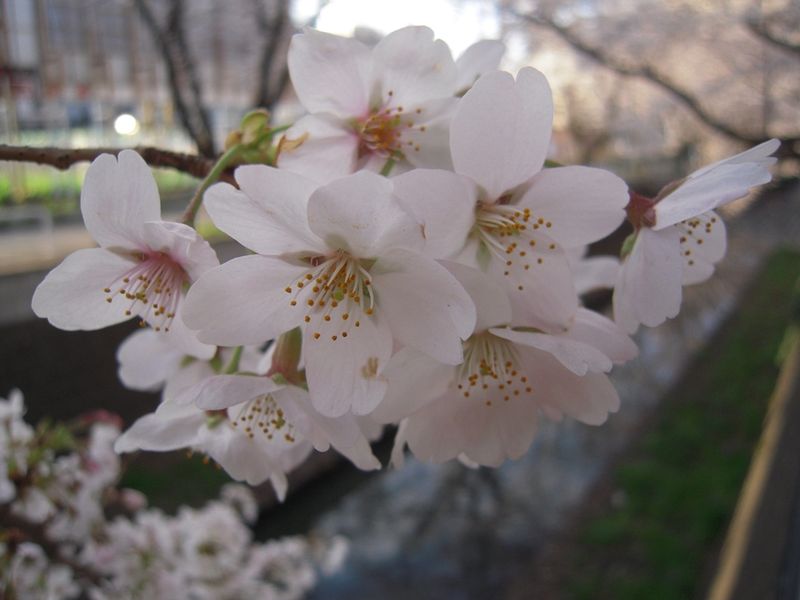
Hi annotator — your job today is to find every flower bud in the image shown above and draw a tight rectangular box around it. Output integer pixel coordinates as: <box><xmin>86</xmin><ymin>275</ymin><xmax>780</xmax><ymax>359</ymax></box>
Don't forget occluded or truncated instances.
<box><xmin>240</xmin><ymin>109</ymin><xmax>271</xmax><ymax>145</ymax></box>
<box><xmin>269</xmin><ymin>327</ymin><xmax>302</xmax><ymax>383</ymax></box>
<box><xmin>224</xmin><ymin>130</ymin><xmax>242</xmax><ymax>150</ymax></box>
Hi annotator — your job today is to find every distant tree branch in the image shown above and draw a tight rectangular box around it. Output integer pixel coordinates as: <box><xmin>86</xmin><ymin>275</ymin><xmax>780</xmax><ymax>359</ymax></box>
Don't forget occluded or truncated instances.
<box><xmin>252</xmin><ymin>0</ymin><xmax>292</xmax><ymax>110</ymax></box>
<box><xmin>0</xmin><ymin>145</ymin><xmax>220</xmax><ymax>179</ymax></box>
<box><xmin>510</xmin><ymin>8</ymin><xmax>800</xmax><ymax>160</ymax></box>
<box><xmin>167</xmin><ymin>0</ymin><xmax>215</xmax><ymax>148</ymax></box>
<box><xmin>134</xmin><ymin>0</ymin><xmax>216</xmax><ymax>157</ymax></box>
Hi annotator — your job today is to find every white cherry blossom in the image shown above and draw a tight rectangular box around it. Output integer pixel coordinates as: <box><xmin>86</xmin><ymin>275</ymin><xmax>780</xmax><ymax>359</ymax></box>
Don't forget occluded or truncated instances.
<box><xmin>115</xmin><ymin>373</ymin><xmax>379</xmax><ymax>499</ymax></box>
<box><xmin>116</xmin><ymin>326</ymin><xmax>266</xmax><ymax>403</ymax></box>
<box><xmin>114</xmin><ymin>328</ymin><xmax>379</xmax><ymax>498</ymax></box>
<box><xmin>613</xmin><ymin>139</ymin><xmax>779</xmax><ymax>333</ymax></box>
<box><xmin>31</xmin><ymin>150</ymin><xmax>218</xmax><ymax>358</ymax></box>
<box><xmin>395</xmin><ymin>68</ymin><xmax>628</xmax><ymax>330</ymax></box>
<box><xmin>277</xmin><ymin>26</ymin><xmax>459</xmax><ymax>182</ymax></box>
<box><xmin>183</xmin><ymin>166</ymin><xmax>475</xmax><ymax>416</ymax></box>
<box><xmin>373</xmin><ymin>263</ymin><xmax>636</xmax><ymax>466</ymax></box>
<box><xmin>114</xmin><ymin>393</ymin><xmax>307</xmax><ymax>501</ymax></box>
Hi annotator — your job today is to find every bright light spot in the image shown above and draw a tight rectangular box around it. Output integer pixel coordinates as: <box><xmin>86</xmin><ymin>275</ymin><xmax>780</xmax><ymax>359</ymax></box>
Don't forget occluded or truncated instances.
<box><xmin>302</xmin><ymin>0</ymin><xmax>499</xmax><ymax>57</ymax></box>
<box><xmin>114</xmin><ymin>113</ymin><xmax>140</xmax><ymax>136</ymax></box>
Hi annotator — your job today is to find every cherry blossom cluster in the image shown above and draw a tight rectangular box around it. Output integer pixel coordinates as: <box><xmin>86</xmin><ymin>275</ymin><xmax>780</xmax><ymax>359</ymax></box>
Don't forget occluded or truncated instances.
<box><xmin>0</xmin><ymin>390</ymin><xmax>346</xmax><ymax>599</ymax></box>
<box><xmin>30</xmin><ymin>26</ymin><xmax>778</xmax><ymax>499</ymax></box>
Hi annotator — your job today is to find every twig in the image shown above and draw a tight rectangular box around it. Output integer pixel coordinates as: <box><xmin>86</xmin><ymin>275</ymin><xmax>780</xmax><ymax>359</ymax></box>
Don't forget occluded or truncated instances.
<box><xmin>181</xmin><ymin>144</ymin><xmax>243</xmax><ymax>224</ymax></box>
<box><xmin>0</xmin><ymin>144</ymin><xmax>217</xmax><ymax>179</ymax></box>
<box><xmin>509</xmin><ymin>8</ymin><xmax>800</xmax><ymax>159</ymax></box>
<box><xmin>252</xmin><ymin>0</ymin><xmax>292</xmax><ymax>110</ymax></box>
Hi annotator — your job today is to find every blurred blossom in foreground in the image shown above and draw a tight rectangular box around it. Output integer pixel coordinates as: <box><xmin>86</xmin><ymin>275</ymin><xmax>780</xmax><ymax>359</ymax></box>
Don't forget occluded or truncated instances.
<box><xmin>0</xmin><ymin>391</ymin><xmax>347</xmax><ymax>600</ymax></box>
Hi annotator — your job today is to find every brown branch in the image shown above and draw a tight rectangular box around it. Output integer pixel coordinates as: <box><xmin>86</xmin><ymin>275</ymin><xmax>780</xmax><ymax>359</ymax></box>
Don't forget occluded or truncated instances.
<box><xmin>0</xmin><ymin>505</ymin><xmax>104</xmax><ymax>586</ymax></box>
<box><xmin>746</xmin><ymin>17</ymin><xmax>800</xmax><ymax>58</ymax></box>
<box><xmin>0</xmin><ymin>144</ymin><xmax>217</xmax><ymax>178</ymax></box>
<box><xmin>511</xmin><ymin>9</ymin><xmax>800</xmax><ymax>160</ymax></box>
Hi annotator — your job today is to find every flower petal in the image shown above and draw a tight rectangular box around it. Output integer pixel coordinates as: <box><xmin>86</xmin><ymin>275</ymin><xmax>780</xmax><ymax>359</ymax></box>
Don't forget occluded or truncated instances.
<box><xmin>653</xmin><ymin>139</ymin><xmax>778</xmax><ymax>230</ymax></box>
<box><xmin>205</xmin><ymin>166</ymin><xmax>325</xmax><ymax>256</ymax></box>
<box><xmin>189</xmin><ymin>375</ymin><xmax>282</xmax><ymax>410</ymax></box>
<box><xmin>307</xmin><ymin>171</ymin><xmax>423</xmax><ymax>257</ymax></box>
<box><xmin>139</xmin><ymin>220</ymin><xmax>219</xmax><ymax>281</ymax></box>
<box><xmin>282</xmin><ymin>387</ymin><xmax>380</xmax><ymax>470</ymax></box>
<box><xmin>391</xmin><ymin>168</ymin><xmax>477</xmax><ymax>259</ymax></box>
<box><xmin>490</xmin><ymin>327</ymin><xmax>612</xmax><ymax>375</ymax></box>
<box><xmin>690</xmin><ymin>138</ymin><xmax>779</xmax><ymax>179</ymax></box>
<box><xmin>613</xmin><ymin>227</ymin><xmax>683</xmax><ymax>334</ymax></box>
<box><xmin>161</xmin><ymin>303</ymin><xmax>216</xmax><ymax>360</ymax></box>
<box><xmin>31</xmin><ymin>248</ymin><xmax>135</xmax><ymax>330</ymax></box>
<box><xmin>114</xmin><ymin>409</ymin><xmax>204</xmax><ymax>454</ymax></box>
<box><xmin>288</xmin><ymin>28</ymin><xmax>371</xmax><ymax>118</ymax></box>
<box><xmin>400</xmin><ymin>97</ymin><xmax>458</xmax><ymax>171</ymax></box>
<box><xmin>516</xmin><ymin>166</ymin><xmax>628</xmax><ymax>248</ymax></box>
<box><xmin>182</xmin><ymin>255</ymin><xmax>307</xmax><ymax>346</ymax></box>
<box><xmin>372</xmin><ymin>249</ymin><xmax>476</xmax><ymax>364</ymax></box>
<box><xmin>303</xmin><ymin>306</ymin><xmax>393</xmax><ymax>417</ymax></box>
<box><xmin>455</xmin><ymin>39</ymin><xmax>505</xmax><ymax>93</ymax></box>
<box><xmin>163</xmin><ymin>360</ymin><xmax>215</xmax><ymax>404</ymax></box>
<box><xmin>678</xmin><ymin>210</ymin><xmax>727</xmax><ymax>285</ymax></box>
<box><xmin>522</xmin><ymin>347</ymin><xmax>620</xmax><ymax>426</ymax></box>
<box><xmin>564</xmin><ymin>308</ymin><xmax>638</xmax><ymax>364</ymax></box>
<box><xmin>486</xmin><ymin>231</ymin><xmax>578</xmax><ymax>331</ymax></box>
<box><xmin>276</xmin><ymin>114</ymin><xmax>360</xmax><ymax>184</ymax></box>
<box><xmin>450</xmin><ymin>67</ymin><xmax>553</xmax><ymax>199</ymax></box>
<box><xmin>200</xmin><ymin>425</ymin><xmax>302</xmax><ymax>489</ymax></box>
<box><xmin>117</xmin><ymin>329</ymin><xmax>184</xmax><ymax>391</ymax></box>
<box><xmin>81</xmin><ymin>150</ymin><xmax>161</xmax><ymax>249</ymax></box>
<box><xmin>370</xmin><ymin>347</ymin><xmax>454</xmax><ymax>423</ymax></box>
<box><xmin>371</xmin><ymin>26</ymin><xmax>457</xmax><ymax>107</ymax></box>
<box><xmin>403</xmin><ymin>387</ymin><xmax>538</xmax><ymax>466</ymax></box>
<box><xmin>443</xmin><ymin>261</ymin><xmax>511</xmax><ymax>331</ymax></box>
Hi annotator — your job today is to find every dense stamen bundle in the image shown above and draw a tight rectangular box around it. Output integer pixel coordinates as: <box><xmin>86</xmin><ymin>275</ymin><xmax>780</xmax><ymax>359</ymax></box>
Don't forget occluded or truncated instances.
<box><xmin>457</xmin><ymin>333</ymin><xmax>534</xmax><ymax>407</ymax></box>
<box><xmin>475</xmin><ymin>205</ymin><xmax>558</xmax><ymax>290</ymax></box>
<box><xmin>103</xmin><ymin>251</ymin><xmax>186</xmax><ymax>331</ymax></box>
<box><xmin>356</xmin><ymin>93</ymin><xmax>425</xmax><ymax>160</ymax></box>
<box><xmin>284</xmin><ymin>253</ymin><xmax>374</xmax><ymax>341</ymax></box>
<box><xmin>231</xmin><ymin>394</ymin><xmax>296</xmax><ymax>443</ymax></box>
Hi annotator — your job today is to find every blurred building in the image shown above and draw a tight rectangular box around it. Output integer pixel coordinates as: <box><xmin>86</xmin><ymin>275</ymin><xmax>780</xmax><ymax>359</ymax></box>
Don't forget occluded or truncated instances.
<box><xmin>0</xmin><ymin>0</ymin><xmax>287</xmax><ymax>148</ymax></box>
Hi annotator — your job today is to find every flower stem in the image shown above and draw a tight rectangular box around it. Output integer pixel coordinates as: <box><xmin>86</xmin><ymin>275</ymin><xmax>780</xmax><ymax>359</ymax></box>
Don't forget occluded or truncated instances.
<box><xmin>181</xmin><ymin>144</ymin><xmax>243</xmax><ymax>225</ymax></box>
<box><xmin>223</xmin><ymin>346</ymin><xmax>244</xmax><ymax>374</ymax></box>
<box><xmin>380</xmin><ymin>156</ymin><xmax>396</xmax><ymax>177</ymax></box>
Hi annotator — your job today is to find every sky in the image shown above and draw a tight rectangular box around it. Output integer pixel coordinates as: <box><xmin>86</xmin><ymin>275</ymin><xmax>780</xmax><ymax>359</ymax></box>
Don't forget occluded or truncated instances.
<box><xmin>291</xmin><ymin>0</ymin><xmax>502</xmax><ymax>56</ymax></box>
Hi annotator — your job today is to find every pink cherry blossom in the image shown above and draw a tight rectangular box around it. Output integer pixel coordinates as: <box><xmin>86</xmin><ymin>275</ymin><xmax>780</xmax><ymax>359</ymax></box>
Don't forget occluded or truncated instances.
<box><xmin>182</xmin><ymin>166</ymin><xmax>475</xmax><ymax>416</ymax></box>
<box><xmin>31</xmin><ymin>150</ymin><xmax>218</xmax><ymax>358</ymax></box>
<box><xmin>277</xmin><ymin>26</ymin><xmax>459</xmax><ymax>182</ymax></box>
<box><xmin>613</xmin><ymin>139</ymin><xmax>778</xmax><ymax>333</ymax></box>
<box><xmin>395</xmin><ymin>68</ymin><xmax>629</xmax><ymax>331</ymax></box>
<box><xmin>372</xmin><ymin>263</ymin><xmax>636</xmax><ymax>466</ymax></box>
